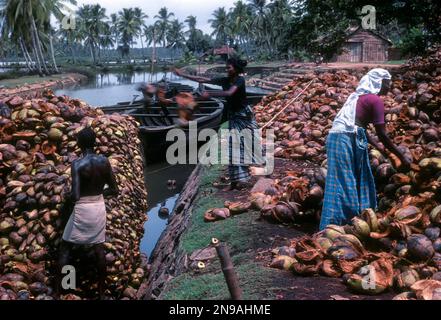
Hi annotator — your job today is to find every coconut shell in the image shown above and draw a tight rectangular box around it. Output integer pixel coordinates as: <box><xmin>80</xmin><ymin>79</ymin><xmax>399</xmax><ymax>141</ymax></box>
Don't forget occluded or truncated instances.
<box><xmin>430</xmin><ymin>205</ymin><xmax>441</xmax><ymax>225</ymax></box>
<box><xmin>393</xmin><ymin>292</ymin><xmax>416</xmax><ymax>300</ymax></box>
<box><xmin>407</xmin><ymin>234</ymin><xmax>435</xmax><ymax>261</ymax></box>
<box><xmin>270</xmin><ymin>256</ymin><xmax>297</xmax><ymax>271</ymax></box>
<box><xmin>433</xmin><ymin>239</ymin><xmax>441</xmax><ymax>253</ymax></box>
<box><xmin>352</xmin><ymin>217</ymin><xmax>371</xmax><ymax>238</ymax></box>
<box><xmin>425</xmin><ymin>227</ymin><xmax>441</xmax><ymax>241</ymax></box>
<box><xmin>396</xmin><ymin>269</ymin><xmax>420</xmax><ymax>290</ymax></box>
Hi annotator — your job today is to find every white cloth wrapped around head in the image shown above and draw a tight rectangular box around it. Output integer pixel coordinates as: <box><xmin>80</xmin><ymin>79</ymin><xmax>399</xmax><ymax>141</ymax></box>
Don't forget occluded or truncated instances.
<box><xmin>330</xmin><ymin>68</ymin><xmax>392</xmax><ymax>133</ymax></box>
<box><xmin>356</xmin><ymin>68</ymin><xmax>392</xmax><ymax>95</ymax></box>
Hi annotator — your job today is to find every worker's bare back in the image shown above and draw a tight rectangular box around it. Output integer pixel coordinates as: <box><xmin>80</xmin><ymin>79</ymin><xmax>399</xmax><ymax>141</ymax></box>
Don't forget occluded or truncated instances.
<box><xmin>71</xmin><ymin>154</ymin><xmax>116</xmax><ymax>200</ymax></box>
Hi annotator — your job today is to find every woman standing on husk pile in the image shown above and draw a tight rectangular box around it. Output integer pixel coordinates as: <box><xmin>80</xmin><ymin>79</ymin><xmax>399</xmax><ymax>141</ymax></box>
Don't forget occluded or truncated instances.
<box><xmin>320</xmin><ymin>68</ymin><xmax>411</xmax><ymax>230</ymax></box>
<box><xmin>174</xmin><ymin>58</ymin><xmax>264</xmax><ymax>190</ymax></box>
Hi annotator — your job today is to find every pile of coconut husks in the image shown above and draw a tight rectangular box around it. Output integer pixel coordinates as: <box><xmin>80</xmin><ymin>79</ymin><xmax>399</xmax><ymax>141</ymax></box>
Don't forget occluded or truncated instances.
<box><xmin>250</xmin><ymin>47</ymin><xmax>441</xmax><ymax>300</ymax></box>
<box><xmin>0</xmin><ymin>90</ymin><xmax>148</xmax><ymax>300</ymax></box>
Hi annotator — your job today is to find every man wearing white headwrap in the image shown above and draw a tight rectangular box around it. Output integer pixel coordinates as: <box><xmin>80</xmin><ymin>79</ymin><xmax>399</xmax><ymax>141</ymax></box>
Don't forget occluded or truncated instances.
<box><xmin>320</xmin><ymin>68</ymin><xmax>411</xmax><ymax>230</ymax></box>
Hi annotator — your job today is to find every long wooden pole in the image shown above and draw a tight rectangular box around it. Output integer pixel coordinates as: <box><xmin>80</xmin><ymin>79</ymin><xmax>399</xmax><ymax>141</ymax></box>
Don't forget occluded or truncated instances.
<box><xmin>260</xmin><ymin>79</ymin><xmax>315</xmax><ymax>131</ymax></box>
<box><xmin>213</xmin><ymin>240</ymin><xmax>242</xmax><ymax>300</ymax></box>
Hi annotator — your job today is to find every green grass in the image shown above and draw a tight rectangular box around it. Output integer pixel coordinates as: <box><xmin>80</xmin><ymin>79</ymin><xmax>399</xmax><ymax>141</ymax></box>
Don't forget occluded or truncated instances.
<box><xmin>384</xmin><ymin>60</ymin><xmax>406</xmax><ymax>65</ymax></box>
<box><xmin>162</xmin><ymin>252</ymin><xmax>277</xmax><ymax>300</ymax></box>
<box><xmin>161</xmin><ymin>162</ymin><xmax>281</xmax><ymax>300</ymax></box>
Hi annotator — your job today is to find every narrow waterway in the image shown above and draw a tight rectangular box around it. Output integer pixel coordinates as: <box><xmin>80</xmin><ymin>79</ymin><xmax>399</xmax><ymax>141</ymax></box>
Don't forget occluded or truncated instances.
<box><xmin>55</xmin><ymin>71</ymin><xmax>196</xmax><ymax>107</ymax></box>
<box><xmin>54</xmin><ymin>69</ymin><xmax>269</xmax><ymax>258</ymax></box>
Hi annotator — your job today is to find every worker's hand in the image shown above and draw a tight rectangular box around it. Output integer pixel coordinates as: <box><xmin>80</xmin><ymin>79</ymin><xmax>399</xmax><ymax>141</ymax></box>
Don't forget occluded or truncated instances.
<box><xmin>174</xmin><ymin>68</ymin><xmax>183</xmax><ymax>76</ymax></box>
<box><xmin>389</xmin><ymin>153</ymin><xmax>411</xmax><ymax>173</ymax></box>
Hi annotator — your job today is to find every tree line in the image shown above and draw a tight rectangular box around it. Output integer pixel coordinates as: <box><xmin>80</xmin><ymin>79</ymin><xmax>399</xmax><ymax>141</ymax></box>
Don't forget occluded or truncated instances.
<box><xmin>0</xmin><ymin>0</ymin><xmax>440</xmax><ymax>76</ymax></box>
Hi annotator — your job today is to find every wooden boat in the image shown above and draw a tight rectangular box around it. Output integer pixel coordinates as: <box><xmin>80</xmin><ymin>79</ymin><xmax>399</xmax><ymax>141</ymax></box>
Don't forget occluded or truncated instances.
<box><xmin>100</xmin><ymin>82</ymin><xmax>267</xmax><ymax>163</ymax></box>
<box><xmin>102</xmin><ymin>97</ymin><xmax>224</xmax><ymax>163</ymax></box>
<box><xmin>115</xmin><ymin>82</ymin><xmax>195</xmax><ymax>107</ymax></box>
<box><xmin>105</xmin><ymin>84</ymin><xmax>267</xmax><ymax>112</ymax></box>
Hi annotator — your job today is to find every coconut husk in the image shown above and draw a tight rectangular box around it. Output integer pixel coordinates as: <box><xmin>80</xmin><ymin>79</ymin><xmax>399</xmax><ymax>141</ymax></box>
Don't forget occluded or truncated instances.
<box><xmin>270</xmin><ymin>255</ymin><xmax>297</xmax><ymax>271</ymax></box>
<box><xmin>0</xmin><ymin>90</ymin><xmax>148</xmax><ymax>300</ymax></box>
<box><xmin>410</xmin><ymin>280</ymin><xmax>441</xmax><ymax>300</ymax></box>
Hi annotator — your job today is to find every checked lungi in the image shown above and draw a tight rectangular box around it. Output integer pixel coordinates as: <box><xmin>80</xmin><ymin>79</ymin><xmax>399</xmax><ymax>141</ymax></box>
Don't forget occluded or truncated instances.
<box><xmin>319</xmin><ymin>127</ymin><xmax>377</xmax><ymax>230</ymax></box>
<box><xmin>227</xmin><ymin>110</ymin><xmax>264</xmax><ymax>183</ymax></box>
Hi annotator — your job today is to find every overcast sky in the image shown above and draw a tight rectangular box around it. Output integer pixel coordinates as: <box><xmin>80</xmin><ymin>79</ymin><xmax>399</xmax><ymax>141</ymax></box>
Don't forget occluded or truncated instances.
<box><xmin>74</xmin><ymin>0</ymin><xmax>237</xmax><ymax>34</ymax></box>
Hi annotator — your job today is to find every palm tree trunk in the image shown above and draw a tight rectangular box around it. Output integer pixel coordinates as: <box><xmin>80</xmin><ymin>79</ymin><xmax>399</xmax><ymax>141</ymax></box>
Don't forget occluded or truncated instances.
<box><xmin>49</xmin><ymin>35</ymin><xmax>59</xmax><ymax>73</ymax></box>
<box><xmin>19</xmin><ymin>39</ymin><xmax>34</xmax><ymax>72</ymax></box>
<box><xmin>30</xmin><ymin>29</ymin><xmax>44</xmax><ymax>76</ymax></box>
<box><xmin>150</xmin><ymin>38</ymin><xmax>156</xmax><ymax>82</ymax></box>
<box><xmin>90</xmin><ymin>44</ymin><xmax>96</xmax><ymax>64</ymax></box>
<box><xmin>70</xmin><ymin>44</ymin><xmax>77</xmax><ymax>64</ymax></box>
<box><xmin>98</xmin><ymin>44</ymin><xmax>101</xmax><ymax>64</ymax></box>
<box><xmin>31</xmin><ymin>17</ymin><xmax>50</xmax><ymax>75</ymax></box>
<box><xmin>140</xmin><ymin>37</ymin><xmax>145</xmax><ymax>62</ymax></box>
<box><xmin>24</xmin><ymin>44</ymin><xmax>35</xmax><ymax>70</ymax></box>
<box><xmin>32</xmin><ymin>46</ymin><xmax>44</xmax><ymax>76</ymax></box>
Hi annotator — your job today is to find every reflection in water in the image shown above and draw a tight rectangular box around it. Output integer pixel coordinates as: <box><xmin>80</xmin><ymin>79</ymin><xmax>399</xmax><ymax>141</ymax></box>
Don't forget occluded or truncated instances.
<box><xmin>55</xmin><ymin>71</ymin><xmax>197</xmax><ymax>107</ymax></box>
<box><xmin>140</xmin><ymin>163</ymin><xmax>195</xmax><ymax>257</ymax></box>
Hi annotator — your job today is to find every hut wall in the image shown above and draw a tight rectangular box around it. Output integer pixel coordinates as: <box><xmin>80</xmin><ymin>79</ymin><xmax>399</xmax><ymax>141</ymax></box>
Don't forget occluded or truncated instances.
<box><xmin>334</xmin><ymin>29</ymin><xmax>390</xmax><ymax>63</ymax></box>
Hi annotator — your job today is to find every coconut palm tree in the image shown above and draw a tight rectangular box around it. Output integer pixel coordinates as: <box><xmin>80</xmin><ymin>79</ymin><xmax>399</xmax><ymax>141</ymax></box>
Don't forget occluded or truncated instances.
<box><xmin>41</xmin><ymin>0</ymin><xmax>78</xmax><ymax>72</ymax></box>
<box><xmin>133</xmin><ymin>7</ymin><xmax>147</xmax><ymax>60</ymax></box>
<box><xmin>77</xmin><ymin>4</ymin><xmax>107</xmax><ymax>65</ymax></box>
<box><xmin>110</xmin><ymin>13</ymin><xmax>119</xmax><ymax>49</ymax></box>
<box><xmin>154</xmin><ymin>7</ymin><xmax>174</xmax><ymax>48</ymax></box>
<box><xmin>247</xmin><ymin>0</ymin><xmax>271</xmax><ymax>55</ymax></box>
<box><xmin>1</xmin><ymin>0</ymin><xmax>45</xmax><ymax>74</ymax></box>
<box><xmin>144</xmin><ymin>23</ymin><xmax>160</xmax><ymax>82</ymax></box>
<box><xmin>229</xmin><ymin>0</ymin><xmax>253</xmax><ymax>56</ymax></box>
<box><xmin>185</xmin><ymin>15</ymin><xmax>200</xmax><ymax>54</ymax></box>
<box><xmin>267</xmin><ymin>0</ymin><xmax>293</xmax><ymax>57</ymax></box>
<box><xmin>59</xmin><ymin>25</ymin><xmax>82</xmax><ymax>64</ymax></box>
<box><xmin>166</xmin><ymin>19</ymin><xmax>185</xmax><ymax>62</ymax></box>
<box><xmin>99</xmin><ymin>22</ymin><xmax>114</xmax><ymax>64</ymax></box>
<box><xmin>209</xmin><ymin>7</ymin><xmax>231</xmax><ymax>46</ymax></box>
<box><xmin>117</xmin><ymin>8</ymin><xmax>142</xmax><ymax>61</ymax></box>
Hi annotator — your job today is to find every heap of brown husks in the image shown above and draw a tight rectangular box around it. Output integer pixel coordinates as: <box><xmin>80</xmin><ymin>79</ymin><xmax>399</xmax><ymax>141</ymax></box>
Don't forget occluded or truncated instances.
<box><xmin>0</xmin><ymin>91</ymin><xmax>148</xmax><ymax>300</ymax></box>
<box><xmin>252</xmin><ymin>47</ymin><xmax>441</xmax><ymax>299</ymax></box>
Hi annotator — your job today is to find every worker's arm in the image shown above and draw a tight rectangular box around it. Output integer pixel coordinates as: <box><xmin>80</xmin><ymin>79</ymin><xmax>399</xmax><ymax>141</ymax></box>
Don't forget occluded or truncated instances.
<box><xmin>374</xmin><ymin>124</ymin><xmax>411</xmax><ymax>170</ymax></box>
<box><xmin>71</xmin><ymin>161</ymin><xmax>81</xmax><ymax>203</ymax></box>
<box><xmin>366</xmin><ymin>130</ymin><xmax>387</xmax><ymax>156</ymax></box>
<box><xmin>203</xmin><ymin>86</ymin><xmax>238</xmax><ymax>98</ymax></box>
<box><xmin>174</xmin><ymin>68</ymin><xmax>211</xmax><ymax>83</ymax></box>
<box><xmin>103</xmin><ymin>158</ymin><xmax>119</xmax><ymax>197</ymax></box>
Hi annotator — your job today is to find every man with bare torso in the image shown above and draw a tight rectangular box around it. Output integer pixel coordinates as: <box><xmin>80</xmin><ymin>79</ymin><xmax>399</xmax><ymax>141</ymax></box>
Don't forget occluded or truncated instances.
<box><xmin>57</xmin><ymin>127</ymin><xmax>118</xmax><ymax>299</ymax></box>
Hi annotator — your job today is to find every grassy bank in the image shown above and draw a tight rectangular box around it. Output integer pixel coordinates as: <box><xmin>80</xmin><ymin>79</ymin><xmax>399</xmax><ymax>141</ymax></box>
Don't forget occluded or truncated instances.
<box><xmin>0</xmin><ymin>73</ymin><xmax>86</xmax><ymax>88</ymax></box>
<box><xmin>161</xmin><ymin>164</ymin><xmax>278</xmax><ymax>300</ymax></box>
<box><xmin>160</xmin><ymin>160</ymin><xmax>396</xmax><ymax>301</ymax></box>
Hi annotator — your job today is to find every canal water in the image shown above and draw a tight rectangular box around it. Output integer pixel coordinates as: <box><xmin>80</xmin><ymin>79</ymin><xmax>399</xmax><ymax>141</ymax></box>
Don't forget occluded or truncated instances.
<box><xmin>56</xmin><ymin>71</ymin><xmax>198</xmax><ymax>257</ymax></box>
<box><xmin>55</xmin><ymin>71</ymin><xmax>196</xmax><ymax>107</ymax></box>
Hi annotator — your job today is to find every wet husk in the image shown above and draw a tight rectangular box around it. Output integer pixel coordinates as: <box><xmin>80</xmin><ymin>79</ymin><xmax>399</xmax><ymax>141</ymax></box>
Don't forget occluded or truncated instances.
<box><xmin>0</xmin><ymin>90</ymin><xmax>148</xmax><ymax>300</ymax></box>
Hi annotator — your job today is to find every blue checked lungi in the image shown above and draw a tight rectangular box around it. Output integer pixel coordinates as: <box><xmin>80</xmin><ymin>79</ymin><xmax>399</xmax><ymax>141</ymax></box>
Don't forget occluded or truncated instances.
<box><xmin>228</xmin><ymin>108</ymin><xmax>263</xmax><ymax>183</ymax></box>
<box><xmin>319</xmin><ymin>127</ymin><xmax>377</xmax><ymax>230</ymax></box>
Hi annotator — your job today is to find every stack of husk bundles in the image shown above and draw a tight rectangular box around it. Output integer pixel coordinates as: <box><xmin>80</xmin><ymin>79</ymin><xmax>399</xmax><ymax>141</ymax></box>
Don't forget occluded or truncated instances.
<box><xmin>254</xmin><ymin>47</ymin><xmax>441</xmax><ymax>299</ymax></box>
<box><xmin>0</xmin><ymin>90</ymin><xmax>148</xmax><ymax>300</ymax></box>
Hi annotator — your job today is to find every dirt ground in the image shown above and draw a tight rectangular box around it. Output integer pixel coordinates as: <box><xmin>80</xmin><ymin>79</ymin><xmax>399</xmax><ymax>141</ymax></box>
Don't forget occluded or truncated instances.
<box><xmin>161</xmin><ymin>159</ymin><xmax>397</xmax><ymax>300</ymax></box>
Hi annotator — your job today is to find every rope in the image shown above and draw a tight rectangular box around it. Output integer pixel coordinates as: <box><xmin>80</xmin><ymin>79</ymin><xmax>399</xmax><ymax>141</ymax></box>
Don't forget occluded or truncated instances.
<box><xmin>260</xmin><ymin>79</ymin><xmax>315</xmax><ymax>131</ymax></box>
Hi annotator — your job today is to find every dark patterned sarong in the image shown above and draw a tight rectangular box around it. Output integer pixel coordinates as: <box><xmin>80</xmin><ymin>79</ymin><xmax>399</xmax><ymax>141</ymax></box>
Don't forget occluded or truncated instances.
<box><xmin>227</xmin><ymin>109</ymin><xmax>263</xmax><ymax>183</ymax></box>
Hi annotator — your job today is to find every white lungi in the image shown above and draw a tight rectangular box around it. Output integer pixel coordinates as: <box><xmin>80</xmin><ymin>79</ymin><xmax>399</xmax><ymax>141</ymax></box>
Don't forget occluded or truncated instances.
<box><xmin>62</xmin><ymin>195</ymin><xmax>106</xmax><ymax>245</ymax></box>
